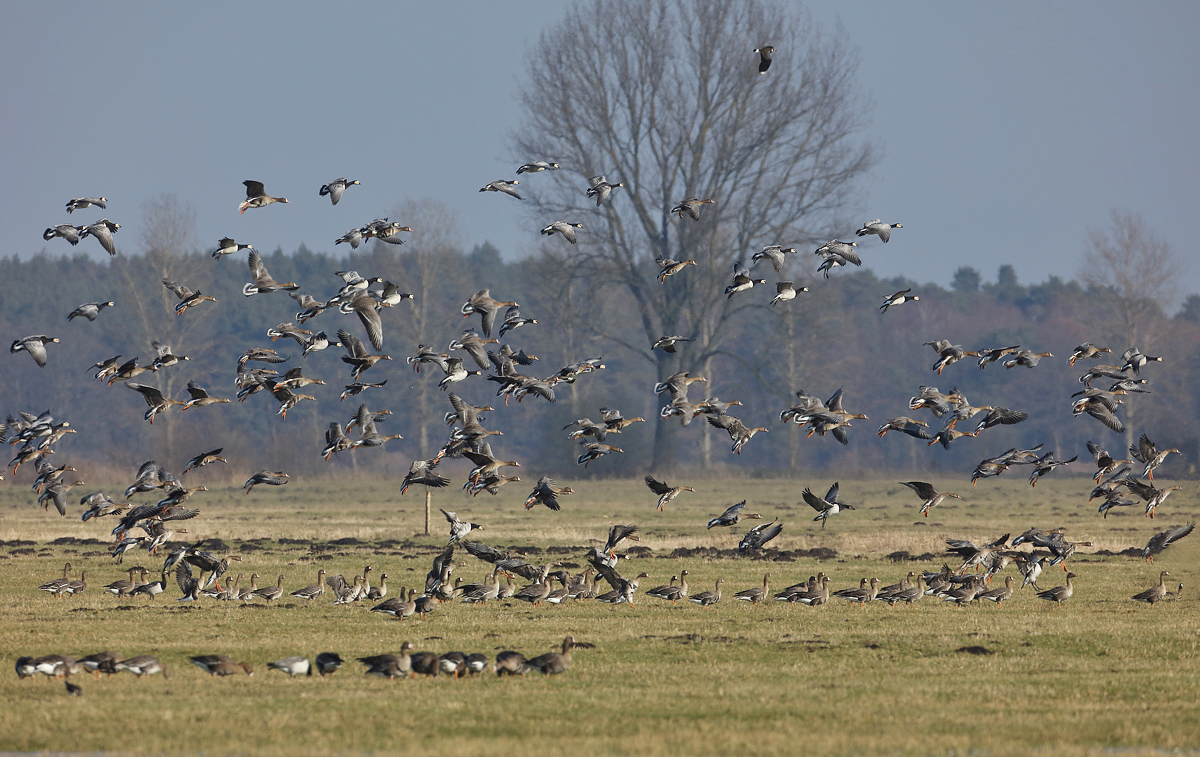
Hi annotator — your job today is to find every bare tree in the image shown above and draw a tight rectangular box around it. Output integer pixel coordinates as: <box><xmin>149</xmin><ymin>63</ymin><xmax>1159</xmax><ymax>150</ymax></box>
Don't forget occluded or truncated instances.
<box><xmin>1077</xmin><ymin>210</ymin><xmax>1182</xmax><ymax>449</ymax></box>
<box><xmin>112</xmin><ymin>194</ymin><xmax>217</xmax><ymax>464</ymax></box>
<box><xmin>513</xmin><ymin>0</ymin><xmax>876</xmax><ymax>468</ymax></box>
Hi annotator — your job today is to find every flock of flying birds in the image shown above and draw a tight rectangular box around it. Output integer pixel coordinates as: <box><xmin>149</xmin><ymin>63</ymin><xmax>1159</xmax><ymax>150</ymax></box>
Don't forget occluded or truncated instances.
<box><xmin>8</xmin><ymin>43</ymin><xmax>1194</xmax><ymax>695</ymax></box>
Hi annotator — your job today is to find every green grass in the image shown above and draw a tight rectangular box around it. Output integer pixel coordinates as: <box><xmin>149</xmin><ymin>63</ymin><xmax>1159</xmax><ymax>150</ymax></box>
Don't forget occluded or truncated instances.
<box><xmin>0</xmin><ymin>476</ymin><xmax>1196</xmax><ymax>755</ymax></box>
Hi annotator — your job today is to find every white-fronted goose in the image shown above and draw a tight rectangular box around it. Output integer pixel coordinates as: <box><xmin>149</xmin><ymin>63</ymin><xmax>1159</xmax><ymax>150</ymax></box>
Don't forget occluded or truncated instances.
<box><xmin>240</xmin><ymin>180</ymin><xmax>288</xmax><ymax>213</ymax></box>
<box><xmin>1004</xmin><ymin>349</ymin><xmax>1053</xmax><ymax>369</ymax></box>
<box><xmin>115</xmin><ymin>655</ymin><xmax>169</xmax><ymax>678</ymax></box>
<box><xmin>644</xmin><ymin>475</ymin><xmax>694</xmax><ymax>511</ymax></box>
<box><xmin>527</xmin><ymin>637</ymin><xmax>576</xmax><ymax>675</ymax></box>
<box><xmin>690</xmin><ymin>578</ymin><xmax>725</xmax><ymax>607</ymax></box>
<box><xmin>671</xmin><ymin>197</ymin><xmax>714</xmax><ymax>220</ymax></box>
<box><xmin>1036</xmin><ymin>573</ymin><xmax>1076</xmax><ymax>607</ymax></box>
<box><xmin>735</xmin><ymin>573</ymin><xmax>771</xmax><ymax>604</ymax></box>
<box><xmin>1130</xmin><ymin>434</ymin><xmax>1180</xmax><ymax>482</ymax></box>
<box><xmin>243</xmin><ymin>250</ymin><xmax>299</xmax><ymax>295</ymax></box>
<box><xmin>656</xmin><ymin>256</ymin><xmax>697</xmax><ymax>282</ymax></box>
<box><xmin>243</xmin><ymin>470</ymin><xmax>290</xmax><ymax>494</ymax></box>
<box><xmin>706</xmin><ymin>501</ymin><xmax>761</xmax><ymax>529</ymax></box>
<box><xmin>899</xmin><ymin>481</ymin><xmax>961</xmax><ymax>518</ymax></box>
<box><xmin>1142</xmin><ymin>523</ymin><xmax>1194</xmax><ymax>563</ymax></box>
<box><xmin>1132</xmin><ymin>571</ymin><xmax>1171</xmax><ymax>605</ymax></box>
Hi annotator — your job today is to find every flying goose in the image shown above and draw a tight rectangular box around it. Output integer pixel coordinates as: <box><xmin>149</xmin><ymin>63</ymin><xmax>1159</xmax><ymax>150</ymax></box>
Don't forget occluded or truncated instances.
<box><xmin>68</xmin><ymin>301</ymin><xmax>115</xmax><ymax>322</ymax></box>
<box><xmin>479</xmin><ymin>179</ymin><xmax>522</xmax><ymax>199</ymax></box>
<box><xmin>753</xmin><ymin>45</ymin><xmax>774</xmax><ymax>74</ymax></box>
<box><xmin>855</xmin><ymin>219</ymin><xmax>902</xmax><ymax>243</ymax></box>
<box><xmin>671</xmin><ymin>197</ymin><xmax>714</xmax><ymax>220</ymax></box>
<box><xmin>80</xmin><ymin>219</ymin><xmax>120</xmax><ymax>255</ymax></box>
<box><xmin>10</xmin><ymin>335</ymin><xmax>59</xmax><ymax>367</ymax></box>
<box><xmin>586</xmin><ymin>175</ymin><xmax>623</xmax><ymax>205</ymax></box>
<box><xmin>239</xmin><ymin>180</ymin><xmax>288</xmax><ymax>213</ymax></box>
<box><xmin>517</xmin><ymin>161</ymin><xmax>559</xmax><ymax>173</ymax></box>
<box><xmin>319</xmin><ymin>177</ymin><xmax>360</xmax><ymax>205</ymax></box>
<box><xmin>66</xmin><ymin>197</ymin><xmax>107</xmax><ymax>213</ymax></box>
<box><xmin>243</xmin><ymin>250</ymin><xmax>299</xmax><ymax>295</ymax></box>
<box><xmin>211</xmin><ymin>237</ymin><xmax>253</xmax><ymax>259</ymax></box>
<box><xmin>802</xmin><ymin>482</ymin><xmax>855</xmax><ymax>529</ymax></box>
<box><xmin>541</xmin><ymin>221</ymin><xmax>583</xmax><ymax>243</ymax></box>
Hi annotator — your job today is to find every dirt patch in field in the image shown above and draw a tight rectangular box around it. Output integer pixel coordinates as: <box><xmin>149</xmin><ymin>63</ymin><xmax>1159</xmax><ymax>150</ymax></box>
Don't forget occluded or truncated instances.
<box><xmin>955</xmin><ymin>645</ymin><xmax>994</xmax><ymax>655</ymax></box>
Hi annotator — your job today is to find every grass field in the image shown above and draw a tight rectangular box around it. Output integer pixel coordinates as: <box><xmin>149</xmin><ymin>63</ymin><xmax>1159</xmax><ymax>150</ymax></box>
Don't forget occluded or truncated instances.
<box><xmin>1</xmin><ymin>475</ymin><xmax>1196</xmax><ymax>756</ymax></box>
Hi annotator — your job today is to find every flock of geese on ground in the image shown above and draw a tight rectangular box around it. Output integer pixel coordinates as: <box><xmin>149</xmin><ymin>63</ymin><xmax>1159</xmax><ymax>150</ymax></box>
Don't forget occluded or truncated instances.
<box><xmin>8</xmin><ymin>46</ymin><xmax>1194</xmax><ymax>695</ymax></box>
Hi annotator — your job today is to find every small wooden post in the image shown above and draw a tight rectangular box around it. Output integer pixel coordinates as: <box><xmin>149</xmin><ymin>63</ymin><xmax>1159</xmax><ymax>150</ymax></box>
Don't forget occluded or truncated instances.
<box><xmin>424</xmin><ymin>490</ymin><xmax>431</xmax><ymax>536</ymax></box>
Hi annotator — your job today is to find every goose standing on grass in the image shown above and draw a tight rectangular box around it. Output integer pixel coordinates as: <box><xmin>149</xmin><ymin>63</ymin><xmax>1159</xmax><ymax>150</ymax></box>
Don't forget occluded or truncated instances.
<box><xmin>244</xmin><ymin>250</ymin><xmax>299</xmax><ymax>295</ymax></box>
<box><xmin>735</xmin><ymin>573</ymin><xmax>771</xmax><ymax>605</ymax></box>
<box><xmin>541</xmin><ymin>221</ymin><xmax>583</xmax><ymax>243</ymax></box>
<box><xmin>879</xmin><ymin>289</ymin><xmax>918</xmax><ymax>313</ymax></box>
<box><xmin>671</xmin><ymin>198</ymin><xmax>714</xmax><ymax>220</ymax></box>
<box><xmin>1132</xmin><ymin>571</ymin><xmax>1171</xmax><ymax>605</ymax></box>
<box><xmin>586</xmin><ymin>176</ymin><xmax>623</xmax><ymax>205</ymax></box>
<box><xmin>66</xmin><ymin>197</ymin><xmax>107</xmax><ymax>213</ymax></box>
<box><xmin>239</xmin><ymin>180</ymin><xmax>288</xmax><ymax>213</ymax></box>
<box><xmin>319</xmin><ymin>178</ymin><xmax>359</xmax><ymax>205</ymax></box>
<box><xmin>211</xmin><ymin>237</ymin><xmax>253</xmax><ymax>259</ymax></box>
<box><xmin>479</xmin><ymin>180</ymin><xmax>522</xmax><ymax>199</ymax></box>
<box><xmin>269</xmin><ymin>656</ymin><xmax>312</xmax><ymax>677</ymax></box>
<box><xmin>690</xmin><ymin>578</ymin><xmax>725</xmax><ymax>607</ymax></box>
<box><xmin>855</xmin><ymin>219</ymin><xmax>902</xmax><ymax>243</ymax></box>
<box><xmin>243</xmin><ymin>470</ymin><xmax>290</xmax><ymax>494</ymax></box>
<box><xmin>115</xmin><ymin>655</ymin><xmax>169</xmax><ymax>679</ymax></box>
<box><xmin>899</xmin><ymin>481</ymin><xmax>961</xmax><ymax>518</ymax></box>
<box><xmin>1036</xmin><ymin>572</ymin><xmax>1076</xmax><ymax>607</ymax></box>
<box><xmin>803</xmin><ymin>482</ymin><xmax>856</xmax><ymax>529</ymax></box>
<box><xmin>11</xmin><ymin>335</ymin><xmax>59</xmax><ymax>367</ymax></box>
<box><xmin>753</xmin><ymin>45</ymin><xmax>774</xmax><ymax>74</ymax></box>
<box><xmin>68</xmin><ymin>301</ymin><xmax>115</xmax><ymax>322</ymax></box>
<box><xmin>80</xmin><ymin>219</ymin><xmax>120</xmax><ymax>255</ymax></box>
<box><xmin>526</xmin><ymin>637</ymin><xmax>576</xmax><ymax>676</ymax></box>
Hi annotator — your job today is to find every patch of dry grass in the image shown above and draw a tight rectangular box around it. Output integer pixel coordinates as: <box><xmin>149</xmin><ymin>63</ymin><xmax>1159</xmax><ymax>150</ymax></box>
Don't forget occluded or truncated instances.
<box><xmin>0</xmin><ymin>475</ymin><xmax>1196</xmax><ymax>755</ymax></box>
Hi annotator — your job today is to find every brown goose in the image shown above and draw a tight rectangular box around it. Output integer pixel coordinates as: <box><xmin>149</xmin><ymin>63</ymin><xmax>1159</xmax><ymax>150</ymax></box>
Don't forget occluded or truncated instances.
<box><xmin>239</xmin><ymin>180</ymin><xmax>288</xmax><ymax>214</ymax></box>
<box><xmin>1132</xmin><ymin>571</ymin><xmax>1171</xmax><ymax>605</ymax></box>
<box><xmin>460</xmin><ymin>290</ymin><xmax>519</xmax><ymax>337</ymax></box>
<box><xmin>1129</xmin><ymin>434</ymin><xmax>1180</xmax><ymax>482</ymax></box>
<box><xmin>899</xmin><ymin>481</ymin><xmax>961</xmax><ymax>518</ymax></box>
<box><xmin>644</xmin><ymin>475</ymin><xmax>695</xmax><ymax>511</ymax></box>
<box><xmin>1036</xmin><ymin>572</ymin><xmax>1076</xmax><ymax>607</ymax></box>
<box><xmin>526</xmin><ymin>636</ymin><xmax>576</xmax><ymax>675</ymax></box>
<box><xmin>656</xmin><ymin>257</ymin><xmax>697</xmax><ymax>283</ymax></box>
<box><xmin>671</xmin><ymin>197</ymin><xmax>715</xmax><ymax>220</ymax></box>
<box><xmin>243</xmin><ymin>250</ymin><xmax>299</xmax><ymax>295</ymax></box>
<box><xmin>734</xmin><ymin>573</ymin><xmax>771</xmax><ymax>605</ymax></box>
<box><xmin>689</xmin><ymin>578</ymin><xmax>725</xmax><ymax>607</ymax></box>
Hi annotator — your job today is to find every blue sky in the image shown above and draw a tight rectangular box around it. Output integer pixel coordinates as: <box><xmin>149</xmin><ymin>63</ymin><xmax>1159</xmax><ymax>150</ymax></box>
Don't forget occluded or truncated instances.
<box><xmin>4</xmin><ymin>2</ymin><xmax>1196</xmax><ymax>298</ymax></box>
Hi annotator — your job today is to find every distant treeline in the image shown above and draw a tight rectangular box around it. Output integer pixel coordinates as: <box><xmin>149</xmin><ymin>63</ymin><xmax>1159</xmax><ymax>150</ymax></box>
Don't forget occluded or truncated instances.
<box><xmin>3</xmin><ymin>240</ymin><xmax>1198</xmax><ymax>487</ymax></box>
